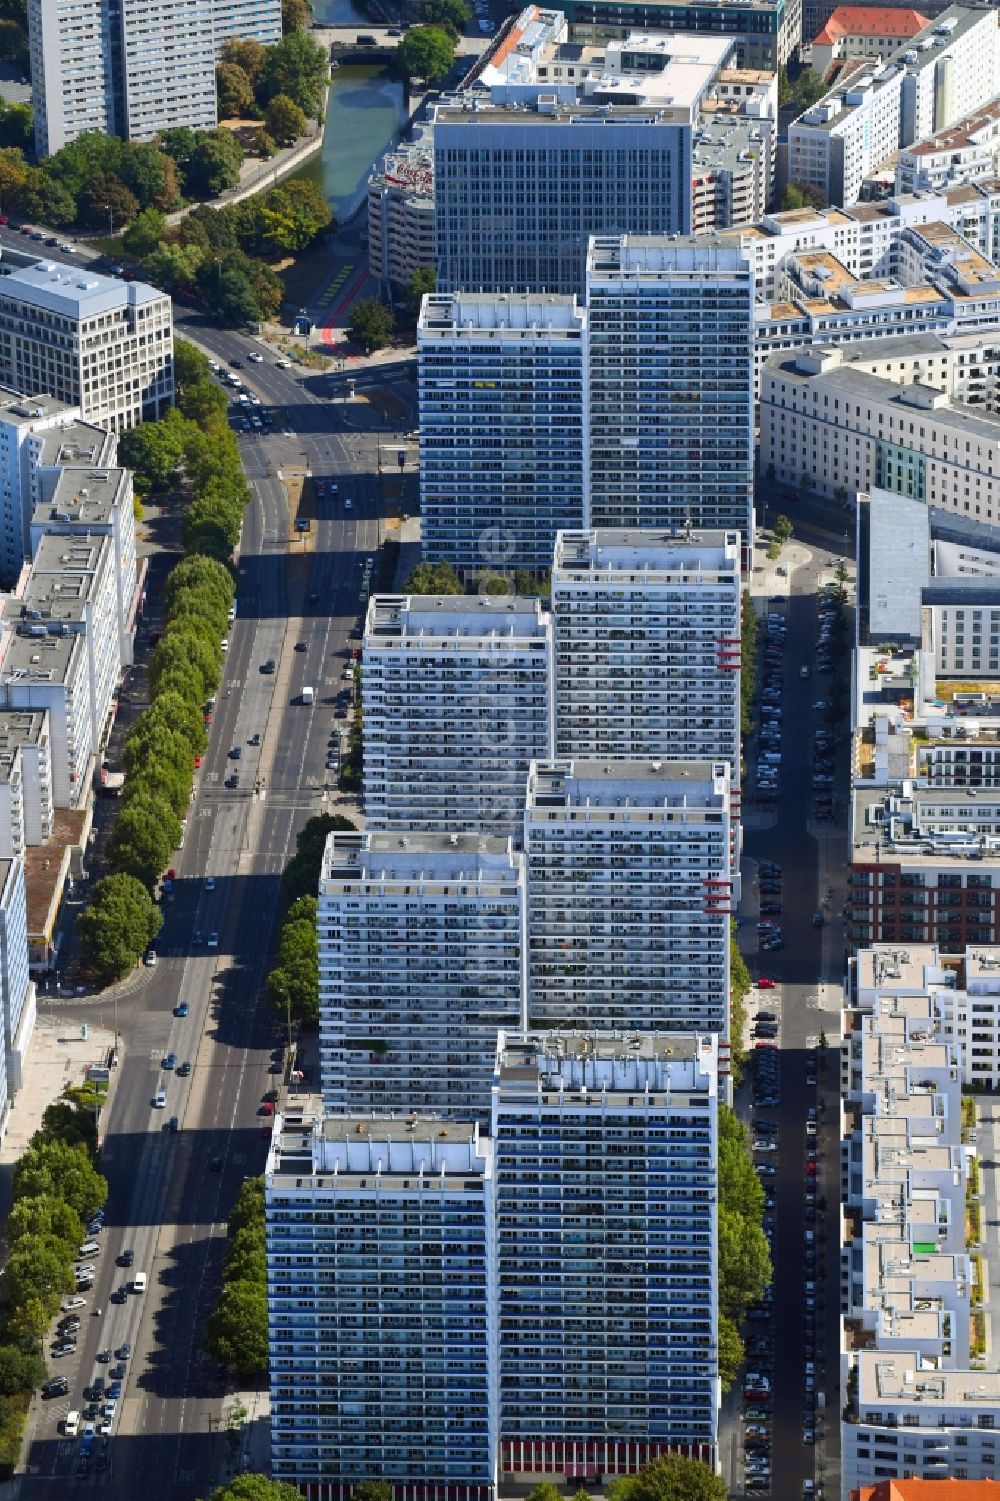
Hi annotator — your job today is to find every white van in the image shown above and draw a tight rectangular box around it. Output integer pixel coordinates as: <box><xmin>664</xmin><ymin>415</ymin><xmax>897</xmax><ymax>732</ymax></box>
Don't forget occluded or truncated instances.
<box><xmin>133</xmin><ymin>1272</ymin><xmax>147</xmax><ymax>1294</ymax></box>
<box><xmin>78</xmin><ymin>1240</ymin><xmax>101</xmax><ymax>1257</ymax></box>
<box><xmin>65</xmin><ymin>1411</ymin><xmax>80</xmax><ymax>1437</ymax></box>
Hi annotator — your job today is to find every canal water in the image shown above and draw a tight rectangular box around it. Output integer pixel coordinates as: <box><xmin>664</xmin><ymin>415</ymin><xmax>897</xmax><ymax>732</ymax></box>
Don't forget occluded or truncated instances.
<box><xmin>294</xmin><ymin>63</ymin><xmax>407</xmax><ymax>224</ymax></box>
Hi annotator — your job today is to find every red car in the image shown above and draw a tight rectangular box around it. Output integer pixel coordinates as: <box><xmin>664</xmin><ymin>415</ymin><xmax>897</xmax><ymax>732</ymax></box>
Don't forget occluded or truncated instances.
<box><xmin>194</xmin><ymin>756</ymin><xmax>202</xmax><ymax>768</ymax></box>
<box><xmin>756</xmin><ymin>977</ymin><xmax>777</xmax><ymax>989</ymax></box>
<box><xmin>258</xmin><ymin>1101</ymin><xmax>274</xmax><ymax>1116</ymax></box>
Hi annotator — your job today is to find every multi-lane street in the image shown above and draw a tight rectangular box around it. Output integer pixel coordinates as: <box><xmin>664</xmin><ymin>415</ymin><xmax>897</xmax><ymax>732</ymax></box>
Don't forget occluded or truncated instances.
<box><xmin>15</xmin><ymin>298</ymin><xmax>404</xmax><ymax>1498</ymax></box>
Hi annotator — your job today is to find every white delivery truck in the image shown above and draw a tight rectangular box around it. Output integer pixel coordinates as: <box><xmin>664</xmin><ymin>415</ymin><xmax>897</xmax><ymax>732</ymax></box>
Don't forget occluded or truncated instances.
<box><xmin>301</xmin><ymin>686</ymin><xmax>314</xmax><ymax>706</ymax></box>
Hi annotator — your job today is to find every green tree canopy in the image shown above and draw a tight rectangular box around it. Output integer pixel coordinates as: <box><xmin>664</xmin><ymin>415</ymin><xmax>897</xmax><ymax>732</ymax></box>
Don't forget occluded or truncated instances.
<box><xmin>0</xmin><ymin>1344</ymin><xmax>45</xmax><ymax>1398</ymax></box>
<box><xmin>120</xmin><ymin>142</ymin><xmax>180</xmax><ymax>211</ymax></box>
<box><xmin>220</xmin><ymin>37</ymin><xmax>267</xmax><ymax>87</ymax></box>
<box><xmin>106</xmin><ymin>790</ymin><xmax>182</xmax><ymax>888</ymax></box>
<box><xmin>76</xmin><ymin>873</ymin><xmax>163</xmax><ymax>981</ymax></box>
<box><xmin>267</xmin><ymin>895</ymin><xmax>319</xmax><ymax>1024</ymax></box>
<box><xmin>6</xmin><ymin>1298</ymin><xmax>50</xmax><ymax>1350</ymax></box>
<box><xmin>163</xmin><ymin>553</ymin><xmax>235</xmax><ymax>615</ymax></box>
<box><xmin>405</xmin><ymin>264</ymin><xmax>436</xmax><ymax>324</ymax></box>
<box><xmin>204</xmin><ymin>1277</ymin><xmax>268</xmax><ymax>1379</ymax></box>
<box><xmin>217</xmin><ymin>62</ymin><xmax>257</xmax><ymax>120</ymax></box>
<box><xmin>79</xmin><ymin>172</ymin><xmax>140</xmax><ymax>231</ymax></box>
<box><xmin>228</xmin><ymin>1176</ymin><xmax>265</xmax><ymax>1238</ymax></box>
<box><xmin>406</xmin><ymin>560</ymin><xmax>463</xmax><ymax>594</ymax></box>
<box><xmin>351</xmin><ymin>1486</ymin><xmax>393</xmax><ymax>1501</ymax></box>
<box><xmin>149</xmin><ymin>628</ymin><xmax>221</xmax><ymax>704</ymax></box>
<box><xmin>122</xmin><ymin>206</ymin><xmax>167</xmax><ymax>259</ymax></box>
<box><xmin>423</xmin><ymin>0</ymin><xmax>471</xmax><ymax>35</ymax></box>
<box><xmin>18</xmin><ymin>172</ymin><xmax>76</xmax><ymax>226</ymax></box>
<box><xmin>3</xmin><ymin>1229</ymin><xmax>73</xmax><ymax>1309</ymax></box>
<box><xmin>280</xmin><ymin>814</ymin><xmax>355</xmax><ymax>906</ymax></box>
<box><xmin>281</xmin><ymin>0</ymin><xmax>312</xmax><ymax>30</ymax></box>
<box><xmin>209</xmin><ymin>1475</ymin><xmax>304</xmax><ymax>1501</ymax></box>
<box><xmin>348</xmin><ymin>297</ymin><xmax>394</xmax><ymax>350</ymax></box>
<box><xmin>129</xmin><ymin>691</ymin><xmax>207</xmax><ymax>758</ymax></box>
<box><xmin>263</xmin><ymin>94</ymin><xmax>308</xmax><ymax>146</ymax></box>
<box><xmin>773</xmin><ymin>513</ymin><xmax>793</xmax><ymax>543</ymax></box>
<box><xmin>5</xmin><ymin>1194</ymin><xmax>83</xmax><ymax>1251</ymax></box>
<box><xmin>525</xmin><ymin>1486</ymin><xmax>563</xmax><ymax>1501</ymax></box>
<box><xmin>609</xmin><ymin>1455</ymin><xmax>727</xmax><ymax>1501</ymax></box>
<box><xmin>259</xmin><ymin>29</ymin><xmax>329</xmax><ymax>117</ymax></box>
<box><xmin>37</xmin><ymin>1100</ymin><xmax>98</xmax><ymax>1157</ymax></box>
<box><xmin>117</xmin><ymin>408</ymin><xmax>189</xmax><ymax>491</ymax></box>
<box><xmin>718</xmin><ymin>1310</ymin><xmax>744</xmax><ymax>1391</ymax></box>
<box><xmin>187</xmin><ymin>129</ymin><xmax>245</xmax><ymax>198</ymax></box>
<box><xmin>395</xmin><ymin>25</ymin><xmax>456</xmax><ymax>82</ymax></box>
<box><xmin>224</xmin><ymin>1226</ymin><xmax>267</xmax><ymax>1285</ymax></box>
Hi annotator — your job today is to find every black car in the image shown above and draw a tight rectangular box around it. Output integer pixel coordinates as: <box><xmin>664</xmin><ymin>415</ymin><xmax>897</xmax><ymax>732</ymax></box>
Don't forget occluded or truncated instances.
<box><xmin>261</xmin><ymin>659</ymin><xmax>276</xmax><ymax>674</ymax></box>
<box><xmin>118</xmin><ymin>1249</ymin><xmax>134</xmax><ymax>1267</ymax></box>
<box><xmin>230</xmin><ymin>359</ymin><xmax>242</xmax><ymax>369</ymax></box>
<box><xmin>42</xmin><ymin>1377</ymin><xmax>69</xmax><ymax>1398</ymax></box>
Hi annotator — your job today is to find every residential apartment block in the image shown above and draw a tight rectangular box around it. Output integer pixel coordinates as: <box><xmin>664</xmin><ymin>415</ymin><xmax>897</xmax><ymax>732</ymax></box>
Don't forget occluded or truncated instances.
<box><xmin>896</xmin><ymin>95</ymin><xmax>1000</xmax><ymax>194</ymax></box>
<box><xmin>840</xmin><ymin>966</ymin><xmax>1000</xmax><ymax>1490</ymax></box>
<box><xmin>493</xmin><ymin>1028</ymin><xmax>720</xmax><ymax>1480</ymax></box>
<box><xmin>317</xmin><ymin>831</ymin><xmax>525</xmax><ymax>1124</ymax></box>
<box><xmin>788</xmin><ymin>5</ymin><xmax>1000</xmax><ymax>207</ymax></box>
<box><xmin>367</xmin><ymin>128</ymin><xmax>435</xmax><ymax>290</ymax></box>
<box><xmin>362</xmin><ymin>594</ymin><xmax>552</xmax><ymax>835</ymax></box>
<box><xmin>0</xmin><ymin>263</ymin><xmax>173</xmax><ymax>433</ymax></box>
<box><xmin>0</xmin><ymin>856</ymin><xmax>32</xmax><ymax>1099</ymax></box>
<box><xmin>551</xmin><ymin>527</ymin><xmax>742</xmax><ymax>774</ymax></box>
<box><xmin>759</xmin><ymin>346</ymin><xmax>1000</xmax><ymax>526</ymax></box>
<box><xmin>266</xmin><ymin>1107</ymin><xmax>498</xmax><ymax>1501</ymax></box>
<box><xmin>524</xmin><ymin>758</ymin><xmax>732</xmax><ymax>1035</ymax></box>
<box><xmin>0</xmin><ymin>391</ymin><xmax>80</xmax><ymax>583</ymax></box>
<box><xmin>417</xmin><ymin>293</ymin><xmax>588</xmax><ymax>573</ymax></box>
<box><xmin>587</xmin><ymin>236</ymin><xmax>754</xmax><ymax>549</ymax></box>
<box><xmin>0</xmin><ymin>712</ymin><xmax>54</xmax><ymax>860</ymax></box>
<box><xmin>29</xmin><ymin>0</ymin><xmax>283</xmax><ymax>153</ymax></box>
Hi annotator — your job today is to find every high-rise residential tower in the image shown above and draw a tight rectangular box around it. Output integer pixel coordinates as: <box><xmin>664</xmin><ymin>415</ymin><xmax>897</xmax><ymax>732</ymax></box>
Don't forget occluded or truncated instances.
<box><xmin>266</xmin><ymin>1107</ymin><xmax>498</xmax><ymax>1501</ymax></box>
<box><xmin>362</xmin><ymin>593</ymin><xmax>553</xmax><ymax>836</ymax></box>
<box><xmin>551</xmin><ymin>528</ymin><xmax>742</xmax><ymax>771</ymax></box>
<box><xmin>317</xmin><ymin>831</ymin><xmax>525</xmax><ymax>1123</ymax></box>
<box><xmin>586</xmin><ymin>236</ymin><xmax>755</xmax><ymax>553</ymax></box>
<box><xmin>492</xmin><ymin>1028</ymin><xmax>720</xmax><ymax>1481</ymax></box>
<box><xmin>418</xmin><ymin>291</ymin><xmax>589</xmax><ymax>572</ymax></box>
<box><xmin>523</xmin><ymin>758</ymin><xmax>733</xmax><ymax>1035</ymax></box>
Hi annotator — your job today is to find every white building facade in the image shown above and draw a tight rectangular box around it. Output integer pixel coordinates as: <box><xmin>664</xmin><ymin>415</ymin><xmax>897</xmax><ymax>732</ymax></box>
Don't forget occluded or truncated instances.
<box><xmin>317</xmin><ymin>831</ymin><xmax>525</xmax><ymax>1124</ymax></box>
<box><xmin>417</xmin><ymin>292</ymin><xmax>588</xmax><ymax>573</ymax></box>
<box><xmin>493</xmin><ymin>1029</ymin><xmax>720</xmax><ymax>1481</ymax></box>
<box><xmin>0</xmin><ymin>856</ymin><xmax>32</xmax><ymax>1100</ymax></box>
<box><xmin>362</xmin><ymin>594</ymin><xmax>553</xmax><ymax>836</ymax></box>
<box><xmin>266</xmin><ymin>1108</ymin><xmax>498</xmax><ymax>1501</ymax></box>
<box><xmin>0</xmin><ymin>391</ymin><xmax>81</xmax><ymax>583</ymax></box>
<box><xmin>524</xmin><ymin>758</ymin><xmax>733</xmax><ymax>1035</ymax></box>
<box><xmin>551</xmin><ymin>528</ymin><xmax>742</xmax><ymax>774</ymax></box>
<box><xmin>586</xmin><ymin>237</ymin><xmax>755</xmax><ymax>553</ymax></box>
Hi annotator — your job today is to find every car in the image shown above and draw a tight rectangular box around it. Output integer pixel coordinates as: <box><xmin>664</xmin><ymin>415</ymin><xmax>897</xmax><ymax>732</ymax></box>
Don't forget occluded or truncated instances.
<box><xmin>86</xmin><ymin>1380</ymin><xmax>105</xmax><ymax>1400</ymax></box>
<box><xmin>226</xmin><ymin>773</ymin><xmax>240</xmax><ymax>789</ymax></box>
<box><xmin>163</xmin><ymin>1052</ymin><xmax>176</xmax><ymax>1070</ymax></box>
<box><xmin>812</xmin><ymin>911</ymin><xmax>824</xmax><ymax>927</ymax></box>
<box><xmin>205</xmin><ymin>877</ymin><xmax>216</xmax><ymax>891</ymax></box>
<box><xmin>58</xmin><ymin>1316</ymin><xmax>81</xmax><ymax>1332</ymax></box>
<box><xmin>152</xmin><ymin>1091</ymin><xmax>166</xmax><ymax>1109</ymax></box>
<box><xmin>756</xmin><ymin>1011</ymin><xmax>777</xmax><ymax>1023</ymax></box>
<box><xmin>96</xmin><ymin>1349</ymin><xmax>113</xmax><ymax>1363</ymax></box>
<box><xmin>220</xmin><ymin>638</ymin><xmax>229</xmax><ymax>653</ymax></box>
<box><xmin>756</xmin><ymin>977</ymin><xmax>777</xmax><ymax>989</ymax></box>
<box><xmin>63</xmin><ymin>1296</ymin><xmax>87</xmax><ymax>1311</ymax></box>
<box><xmin>295</xmin><ymin>640</ymin><xmax>307</xmax><ymax>652</ymax></box>
<box><xmin>108</xmin><ymin>1382</ymin><xmax>122</xmax><ymax>1400</ymax></box>
<box><xmin>177</xmin><ymin>1061</ymin><xmax>191</xmax><ymax>1077</ymax></box>
<box><xmin>111</xmin><ymin>1363</ymin><xmax>126</xmax><ymax>1381</ymax></box>
<box><xmin>208</xmin><ymin>932</ymin><xmax>219</xmax><ymax>948</ymax></box>
<box><xmin>262</xmin><ymin>659</ymin><xmax>276</xmax><ymax>674</ymax></box>
<box><xmin>344</xmin><ymin>497</ymin><xmax>352</xmax><ymax>509</ymax></box>
<box><xmin>275</xmin><ymin>358</ymin><xmax>289</xmax><ymax>368</ymax></box>
<box><xmin>259</xmin><ymin>1100</ymin><xmax>275</xmax><ymax>1116</ymax></box>
<box><xmin>230</xmin><ymin>359</ymin><xmax>243</xmax><ymax>369</ymax></box>
<box><xmin>110</xmin><ymin>1286</ymin><xmax>128</xmax><ymax>1304</ymax></box>
<box><xmin>248</xmin><ymin>352</ymin><xmax>263</xmax><ymax>363</ymax></box>
<box><xmin>42</xmin><ymin>1377</ymin><xmax>69</xmax><ymax>1398</ymax></box>
<box><xmin>249</xmin><ymin>733</ymin><xmax>261</xmax><ymax>746</ymax></box>
<box><xmin>52</xmin><ymin>1340</ymin><xmax>76</xmax><ymax>1357</ymax></box>
<box><xmin>144</xmin><ymin>947</ymin><xmax>157</xmax><ymax>967</ymax></box>
<box><xmin>75</xmin><ymin>1264</ymin><xmax>96</xmax><ymax>1279</ymax></box>
<box><xmin>115</xmin><ymin>1343</ymin><xmax>131</xmax><ymax>1361</ymax></box>
<box><xmin>229</xmin><ymin>746</ymin><xmax>242</xmax><ymax>760</ymax></box>
<box><xmin>326</xmin><ymin>758</ymin><xmax>339</xmax><ymax>771</ymax></box>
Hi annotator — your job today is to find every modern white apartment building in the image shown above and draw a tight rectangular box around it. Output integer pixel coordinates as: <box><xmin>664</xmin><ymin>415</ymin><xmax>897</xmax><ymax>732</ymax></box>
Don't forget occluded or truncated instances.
<box><xmin>551</xmin><ymin>528</ymin><xmax>742</xmax><ymax>774</ymax></box>
<box><xmin>0</xmin><ymin>711</ymin><xmax>54</xmax><ymax>860</ymax></box>
<box><xmin>0</xmin><ymin>856</ymin><xmax>32</xmax><ymax>1099</ymax></box>
<box><xmin>418</xmin><ymin>292</ymin><xmax>588</xmax><ymax>573</ymax></box>
<box><xmin>362</xmin><ymin>594</ymin><xmax>553</xmax><ymax>835</ymax></box>
<box><xmin>788</xmin><ymin>5</ymin><xmax>1000</xmax><ymax>207</ymax></box>
<box><xmin>492</xmin><ymin>1028</ymin><xmax>720</xmax><ymax>1480</ymax></box>
<box><xmin>317</xmin><ymin>831</ymin><xmax>525</xmax><ymax>1123</ymax></box>
<box><xmin>118</xmin><ymin>0</ymin><xmax>217</xmax><ymax>140</ymax></box>
<box><xmin>586</xmin><ymin>236</ymin><xmax>754</xmax><ymax>550</ymax></box>
<box><xmin>840</xmin><ymin>966</ymin><xmax>1000</xmax><ymax>1491</ymax></box>
<box><xmin>760</xmin><ymin>346</ymin><xmax>1000</xmax><ymax>526</ymax></box>
<box><xmin>367</xmin><ymin>134</ymin><xmax>436</xmax><ymax>290</ymax></box>
<box><xmin>0</xmin><ymin>263</ymin><xmax>173</xmax><ymax>433</ymax></box>
<box><xmin>0</xmin><ymin>391</ymin><xmax>80</xmax><ymax>582</ymax></box>
<box><xmin>266</xmin><ymin>1106</ymin><xmax>498</xmax><ymax>1501</ymax></box>
<box><xmin>434</xmin><ymin>17</ymin><xmax>762</xmax><ymax>294</ymax></box>
<box><xmin>897</xmin><ymin>95</ymin><xmax>1000</xmax><ymax>193</ymax></box>
<box><xmin>212</xmin><ymin>0</ymin><xmax>282</xmax><ymax>54</ymax></box>
<box><xmin>27</xmin><ymin>0</ymin><xmax>116</xmax><ymax>157</ymax></box>
<box><xmin>32</xmin><ymin>466</ymin><xmax>137</xmax><ymax>667</ymax></box>
<box><xmin>523</xmin><ymin>758</ymin><xmax>732</xmax><ymax>1034</ymax></box>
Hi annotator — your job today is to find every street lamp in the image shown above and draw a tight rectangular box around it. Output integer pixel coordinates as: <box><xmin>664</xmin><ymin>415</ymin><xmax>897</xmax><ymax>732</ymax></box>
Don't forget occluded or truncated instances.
<box><xmin>105</xmin><ymin>204</ymin><xmax>114</xmax><ymax>238</ymax></box>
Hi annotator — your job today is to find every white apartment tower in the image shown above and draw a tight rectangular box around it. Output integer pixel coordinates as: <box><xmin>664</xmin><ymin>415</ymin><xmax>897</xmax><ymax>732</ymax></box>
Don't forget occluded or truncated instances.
<box><xmin>552</xmin><ymin>528</ymin><xmax>742</xmax><ymax>771</ymax></box>
<box><xmin>0</xmin><ymin>391</ymin><xmax>81</xmax><ymax>583</ymax></box>
<box><xmin>523</xmin><ymin>759</ymin><xmax>733</xmax><ymax>1035</ymax></box>
<box><xmin>266</xmin><ymin>1107</ymin><xmax>498</xmax><ymax>1501</ymax></box>
<box><xmin>418</xmin><ymin>292</ymin><xmax>589</xmax><ymax>573</ymax></box>
<box><xmin>586</xmin><ymin>237</ymin><xmax>755</xmax><ymax>554</ymax></box>
<box><xmin>492</xmin><ymin>1029</ymin><xmax>720</xmax><ymax>1481</ymax></box>
<box><xmin>0</xmin><ymin>263</ymin><xmax>173</xmax><ymax>433</ymax></box>
<box><xmin>0</xmin><ymin>857</ymin><xmax>32</xmax><ymax>1100</ymax></box>
<box><xmin>317</xmin><ymin>831</ymin><xmax>525</xmax><ymax>1123</ymax></box>
<box><xmin>362</xmin><ymin>594</ymin><xmax>553</xmax><ymax>837</ymax></box>
<box><xmin>27</xmin><ymin>0</ymin><xmax>115</xmax><ymax>160</ymax></box>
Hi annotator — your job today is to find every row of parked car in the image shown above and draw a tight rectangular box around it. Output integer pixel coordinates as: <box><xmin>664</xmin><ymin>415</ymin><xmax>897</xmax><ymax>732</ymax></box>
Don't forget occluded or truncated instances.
<box><xmin>812</xmin><ymin>589</ymin><xmax>842</xmax><ymax>822</ymax></box>
<box><xmin>755</xmin><ymin>606</ymin><xmax>786</xmax><ymax>805</ymax></box>
<box><xmin>744</xmin><ymin>1095</ymin><xmax>778</xmax><ymax>1492</ymax></box>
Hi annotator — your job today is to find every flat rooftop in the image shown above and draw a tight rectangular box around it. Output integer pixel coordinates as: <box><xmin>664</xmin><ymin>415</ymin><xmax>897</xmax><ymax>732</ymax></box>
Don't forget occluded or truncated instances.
<box><xmin>496</xmin><ymin>1028</ymin><xmax>718</xmax><ymax>1100</ymax></box>
<box><xmin>419</xmin><ymin>290</ymin><xmax>584</xmax><ymax>334</ymax></box>
<box><xmin>553</xmin><ymin>526</ymin><xmax>741</xmax><ymax>573</ymax></box>
<box><xmin>0</xmin><ymin>390</ymin><xmax>73</xmax><ymax>427</ymax></box>
<box><xmin>36</xmin><ymin>422</ymin><xmax>112</xmax><ymax>470</ymax></box>
<box><xmin>268</xmin><ymin>1105</ymin><xmax>492</xmax><ymax>1188</ymax></box>
<box><xmin>365</xmin><ymin>592</ymin><xmax>551</xmax><ymax>641</ymax></box>
<box><xmin>320</xmin><ymin>831</ymin><xmax>521</xmax><ymax>889</ymax></box>
<box><xmin>3</xmin><ymin>628</ymin><xmax>81</xmax><ymax>686</ymax></box>
<box><xmin>36</xmin><ymin>468</ymin><xmax>129</xmax><ymax>532</ymax></box>
<box><xmin>0</xmin><ymin>260</ymin><xmax>164</xmax><ymax>319</ymax></box>
<box><xmin>526</xmin><ymin>757</ymin><xmax>730</xmax><ymax>807</ymax></box>
<box><xmin>21</xmin><ymin>535</ymin><xmax>110</xmax><ymax>623</ymax></box>
<box><xmin>0</xmin><ymin>709</ymin><xmax>48</xmax><ymax>780</ymax></box>
<box><xmin>588</xmin><ymin>235</ymin><xmax>752</xmax><ymax>280</ymax></box>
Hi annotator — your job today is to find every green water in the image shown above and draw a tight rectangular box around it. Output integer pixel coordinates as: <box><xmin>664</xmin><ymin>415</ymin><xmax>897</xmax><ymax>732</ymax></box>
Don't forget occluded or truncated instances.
<box><xmin>294</xmin><ymin>63</ymin><xmax>407</xmax><ymax>223</ymax></box>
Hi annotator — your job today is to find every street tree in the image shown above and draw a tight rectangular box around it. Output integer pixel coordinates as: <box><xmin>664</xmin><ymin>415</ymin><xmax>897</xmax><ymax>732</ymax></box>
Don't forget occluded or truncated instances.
<box><xmin>3</xmin><ymin>1235</ymin><xmax>76</xmax><ymax>1311</ymax></box>
<box><xmin>204</xmin><ymin>1277</ymin><xmax>268</xmax><ymax>1379</ymax></box>
<box><xmin>120</xmin><ymin>141</ymin><xmax>180</xmax><ymax>211</ymax></box>
<box><xmin>0</xmin><ymin>1344</ymin><xmax>45</xmax><ymax>1398</ymax></box>
<box><xmin>348</xmin><ymin>298</ymin><xmax>394</xmax><ymax>350</ymax></box>
<box><xmin>423</xmin><ymin>0</ymin><xmax>471</xmax><ymax>35</ymax></box>
<box><xmin>183</xmin><ymin>495</ymin><xmax>243</xmax><ymax>562</ymax></box>
<box><xmin>773</xmin><ymin>513</ymin><xmax>793</xmax><ymax>543</ymax></box>
<box><xmin>267</xmin><ymin>895</ymin><xmax>319</xmax><ymax>1025</ymax></box>
<box><xmin>718</xmin><ymin>1311</ymin><xmax>744</xmax><ymax>1391</ymax></box>
<box><xmin>280</xmin><ymin>814</ymin><xmax>355</xmax><ymax>906</ymax></box>
<box><xmin>124</xmin><ymin>721</ymin><xmax>194</xmax><ymax>785</ymax></box>
<box><xmin>281</xmin><ymin>0</ymin><xmax>312</xmax><ymax>30</ymax></box>
<box><xmin>260</xmin><ymin>29</ymin><xmax>329</xmax><ymax>118</ymax></box>
<box><xmin>187</xmin><ymin>130</ymin><xmax>244</xmax><ymax>198</ymax></box>
<box><xmin>6</xmin><ymin>1298</ymin><xmax>50</xmax><ymax>1349</ymax></box>
<box><xmin>224</xmin><ymin>1228</ymin><xmax>266</xmax><ymax>1285</ymax></box>
<box><xmin>395</xmin><ymin>25</ymin><xmax>456</xmax><ymax>82</ymax></box>
<box><xmin>106</xmin><ymin>790</ymin><xmax>182</xmax><ymax>888</ymax></box>
<box><xmin>217</xmin><ymin>62</ymin><xmax>257</xmax><ymax>120</ymax></box>
<box><xmin>130</xmin><ymin>692</ymin><xmax>207</xmax><ymax>758</ymax></box>
<box><xmin>79</xmin><ymin>172</ymin><xmax>140</xmax><ymax>230</ymax></box>
<box><xmin>209</xmin><ymin>1475</ymin><xmax>304</xmax><ymax>1501</ymax></box>
<box><xmin>351</xmin><ymin>1486</ymin><xmax>393</xmax><ymax>1501</ymax></box>
<box><xmin>5</xmin><ymin>1194</ymin><xmax>83</xmax><ymax>1251</ymax></box>
<box><xmin>263</xmin><ymin>94</ymin><xmax>308</xmax><ymax>146</ymax></box>
<box><xmin>11</xmin><ymin>1138</ymin><xmax>108</xmax><ymax>1220</ymax></box>
<box><xmin>227</xmin><ymin>1176</ymin><xmax>265</xmax><ymax>1238</ymax></box>
<box><xmin>122</xmin><ymin>206</ymin><xmax>166</xmax><ymax>258</ymax></box>
<box><xmin>123</xmin><ymin>759</ymin><xmax>192</xmax><ymax>821</ymax></box>
<box><xmin>404</xmin><ymin>264</ymin><xmax>436</xmax><ymax>324</ymax></box>
<box><xmin>610</xmin><ymin>1455</ymin><xmax>727</xmax><ymax>1501</ymax></box>
<box><xmin>149</xmin><ymin>629</ymin><xmax>220</xmax><ymax>704</ymax></box>
<box><xmin>164</xmin><ymin>554</ymin><xmax>235</xmax><ymax>616</ymax></box>
<box><xmin>38</xmin><ymin>1100</ymin><xmax>98</xmax><ymax>1157</ymax></box>
<box><xmin>76</xmin><ymin>873</ymin><xmax>163</xmax><ymax>981</ymax></box>
<box><xmin>117</xmin><ymin>409</ymin><xmax>189</xmax><ymax>492</ymax></box>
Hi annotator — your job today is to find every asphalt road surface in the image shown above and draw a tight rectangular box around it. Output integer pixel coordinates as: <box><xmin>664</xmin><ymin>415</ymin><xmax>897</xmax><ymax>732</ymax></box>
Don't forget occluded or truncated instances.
<box><xmin>16</xmin><ymin>310</ymin><xmax>402</xmax><ymax>1499</ymax></box>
